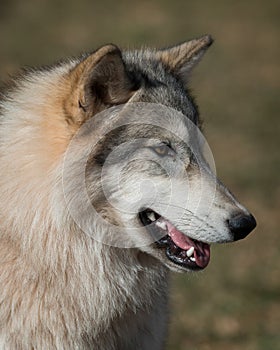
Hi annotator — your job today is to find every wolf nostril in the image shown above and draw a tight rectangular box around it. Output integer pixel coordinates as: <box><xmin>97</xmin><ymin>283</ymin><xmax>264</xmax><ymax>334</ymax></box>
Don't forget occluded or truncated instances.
<box><xmin>228</xmin><ymin>213</ymin><xmax>257</xmax><ymax>241</ymax></box>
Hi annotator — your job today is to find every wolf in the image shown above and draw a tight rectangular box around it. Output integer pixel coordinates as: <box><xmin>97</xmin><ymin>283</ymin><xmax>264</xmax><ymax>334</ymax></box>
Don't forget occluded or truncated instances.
<box><xmin>0</xmin><ymin>35</ymin><xmax>256</xmax><ymax>349</ymax></box>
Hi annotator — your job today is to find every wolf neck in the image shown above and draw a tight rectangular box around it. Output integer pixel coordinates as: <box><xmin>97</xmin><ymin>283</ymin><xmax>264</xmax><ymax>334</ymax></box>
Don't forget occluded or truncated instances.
<box><xmin>62</xmin><ymin>238</ymin><xmax>169</xmax><ymax>344</ymax></box>
<box><xmin>1</xmin><ymin>218</ymin><xmax>169</xmax><ymax>346</ymax></box>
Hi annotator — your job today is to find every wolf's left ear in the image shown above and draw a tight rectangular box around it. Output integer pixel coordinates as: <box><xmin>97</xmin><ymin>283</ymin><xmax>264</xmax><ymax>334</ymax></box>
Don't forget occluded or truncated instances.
<box><xmin>156</xmin><ymin>35</ymin><xmax>213</xmax><ymax>84</ymax></box>
<box><xmin>66</xmin><ymin>44</ymin><xmax>135</xmax><ymax>125</ymax></box>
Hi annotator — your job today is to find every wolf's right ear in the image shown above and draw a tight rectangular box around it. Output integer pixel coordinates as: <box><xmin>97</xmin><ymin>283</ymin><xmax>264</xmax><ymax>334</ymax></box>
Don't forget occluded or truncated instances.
<box><xmin>156</xmin><ymin>35</ymin><xmax>213</xmax><ymax>86</ymax></box>
<box><xmin>65</xmin><ymin>45</ymin><xmax>135</xmax><ymax>126</ymax></box>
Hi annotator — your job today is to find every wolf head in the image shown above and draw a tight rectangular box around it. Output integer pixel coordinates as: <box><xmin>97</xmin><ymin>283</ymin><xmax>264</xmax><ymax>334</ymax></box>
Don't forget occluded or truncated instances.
<box><xmin>59</xmin><ymin>35</ymin><xmax>257</xmax><ymax>272</ymax></box>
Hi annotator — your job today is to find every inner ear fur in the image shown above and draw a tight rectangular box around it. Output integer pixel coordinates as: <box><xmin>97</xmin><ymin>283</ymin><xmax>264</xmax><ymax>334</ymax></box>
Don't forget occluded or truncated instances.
<box><xmin>65</xmin><ymin>44</ymin><xmax>135</xmax><ymax>126</ymax></box>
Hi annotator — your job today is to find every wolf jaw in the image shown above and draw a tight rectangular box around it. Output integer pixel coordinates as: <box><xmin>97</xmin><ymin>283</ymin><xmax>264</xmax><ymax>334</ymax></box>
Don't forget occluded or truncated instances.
<box><xmin>139</xmin><ymin>209</ymin><xmax>210</xmax><ymax>270</ymax></box>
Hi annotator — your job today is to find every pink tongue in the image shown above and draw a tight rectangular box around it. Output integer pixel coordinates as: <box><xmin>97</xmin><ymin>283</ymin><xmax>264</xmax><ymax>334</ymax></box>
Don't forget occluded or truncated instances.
<box><xmin>166</xmin><ymin>222</ymin><xmax>210</xmax><ymax>268</ymax></box>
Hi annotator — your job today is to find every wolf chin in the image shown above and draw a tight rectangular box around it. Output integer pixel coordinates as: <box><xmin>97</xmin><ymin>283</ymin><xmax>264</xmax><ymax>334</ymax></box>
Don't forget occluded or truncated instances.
<box><xmin>0</xmin><ymin>35</ymin><xmax>256</xmax><ymax>349</ymax></box>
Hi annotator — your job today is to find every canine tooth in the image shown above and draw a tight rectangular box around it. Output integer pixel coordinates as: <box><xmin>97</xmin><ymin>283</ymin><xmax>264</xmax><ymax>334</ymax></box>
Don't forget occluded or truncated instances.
<box><xmin>190</xmin><ymin>257</ymin><xmax>196</xmax><ymax>262</ymax></box>
<box><xmin>147</xmin><ymin>212</ymin><xmax>156</xmax><ymax>222</ymax></box>
<box><xmin>186</xmin><ymin>247</ymin><xmax>195</xmax><ymax>257</ymax></box>
<box><xmin>156</xmin><ymin>221</ymin><xmax>167</xmax><ymax>230</ymax></box>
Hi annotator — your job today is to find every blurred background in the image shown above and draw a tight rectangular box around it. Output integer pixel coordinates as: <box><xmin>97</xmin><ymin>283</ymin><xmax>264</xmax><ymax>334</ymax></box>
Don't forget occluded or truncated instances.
<box><xmin>0</xmin><ymin>0</ymin><xmax>279</xmax><ymax>349</ymax></box>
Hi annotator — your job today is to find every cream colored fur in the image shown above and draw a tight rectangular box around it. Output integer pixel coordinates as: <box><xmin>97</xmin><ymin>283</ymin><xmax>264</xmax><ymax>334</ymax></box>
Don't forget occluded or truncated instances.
<box><xmin>0</xmin><ymin>65</ymin><xmax>169</xmax><ymax>349</ymax></box>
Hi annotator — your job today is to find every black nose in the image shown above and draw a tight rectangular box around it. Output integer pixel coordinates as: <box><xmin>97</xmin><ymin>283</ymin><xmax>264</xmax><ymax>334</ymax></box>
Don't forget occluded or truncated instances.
<box><xmin>228</xmin><ymin>213</ymin><xmax>257</xmax><ymax>241</ymax></box>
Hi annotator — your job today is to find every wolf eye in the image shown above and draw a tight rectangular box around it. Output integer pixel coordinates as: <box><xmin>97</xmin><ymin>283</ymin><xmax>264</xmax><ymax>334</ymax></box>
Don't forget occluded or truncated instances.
<box><xmin>153</xmin><ymin>143</ymin><xmax>174</xmax><ymax>157</ymax></box>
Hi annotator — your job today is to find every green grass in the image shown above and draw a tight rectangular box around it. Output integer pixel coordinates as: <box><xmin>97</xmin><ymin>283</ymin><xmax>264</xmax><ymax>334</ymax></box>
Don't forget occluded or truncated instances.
<box><xmin>1</xmin><ymin>0</ymin><xmax>279</xmax><ymax>348</ymax></box>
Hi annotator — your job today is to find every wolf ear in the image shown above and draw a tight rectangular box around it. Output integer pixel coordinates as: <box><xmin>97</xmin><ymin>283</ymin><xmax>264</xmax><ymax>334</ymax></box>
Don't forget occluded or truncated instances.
<box><xmin>156</xmin><ymin>35</ymin><xmax>213</xmax><ymax>84</ymax></box>
<box><xmin>66</xmin><ymin>44</ymin><xmax>135</xmax><ymax>125</ymax></box>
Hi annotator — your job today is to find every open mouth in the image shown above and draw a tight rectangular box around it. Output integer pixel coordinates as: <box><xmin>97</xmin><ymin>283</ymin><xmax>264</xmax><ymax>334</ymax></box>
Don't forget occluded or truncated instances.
<box><xmin>139</xmin><ymin>209</ymin><xmax>210</xmax><ymax>270</ymax></box>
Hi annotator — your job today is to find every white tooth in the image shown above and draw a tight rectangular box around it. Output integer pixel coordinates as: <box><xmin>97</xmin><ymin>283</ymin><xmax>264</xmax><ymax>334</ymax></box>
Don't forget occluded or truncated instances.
<box><xmin>148</xmin><ymin>212</ymin><xmax>156</xmax><ymax>222</ymax></box>
<box><xmin>156</xmin><ymin>221</ymin><xmax>167</xmax><ymax>230</ymax></box>
<box><xmin>186</xmin><ymin>247</ymin><xmax>195</xmax><ymax>257</ymax></box>
<box><xmin>190</xmin><ymin>257</ymin><xmax>196</xmax><ymax>262</ymax></box>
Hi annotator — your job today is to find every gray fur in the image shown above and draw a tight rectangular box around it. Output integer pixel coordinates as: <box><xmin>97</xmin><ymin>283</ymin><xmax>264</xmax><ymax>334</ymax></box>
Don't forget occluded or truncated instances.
<box><xmin>0</xmin><ymin>36</ymin><xmax>255</xmax><ymax>349</ymax></box>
